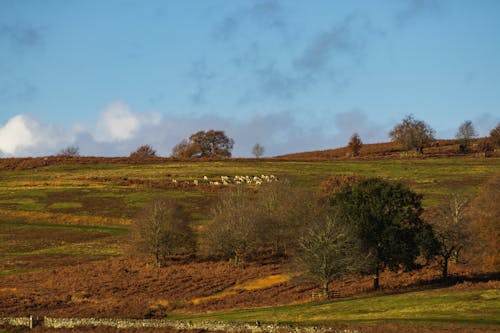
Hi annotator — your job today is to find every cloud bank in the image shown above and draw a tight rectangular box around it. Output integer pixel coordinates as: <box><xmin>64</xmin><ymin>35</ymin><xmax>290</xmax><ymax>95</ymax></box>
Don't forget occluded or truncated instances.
<box><xmin>0</xmin><ymin>101</ymin><xmax>394</xmax><ymax>157</ymax></box>
<box><xmin>4</xmin><ymin>100</ymin><xmax>494</xmax><ymax>158</ymax></box>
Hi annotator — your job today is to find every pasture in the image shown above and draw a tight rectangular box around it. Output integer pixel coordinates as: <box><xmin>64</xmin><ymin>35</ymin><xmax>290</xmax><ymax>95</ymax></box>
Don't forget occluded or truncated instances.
<box><xmin>0</xmin><ymin>158</ymin><xmax>499</xmax><ymax>275</ymax></box>
<box><xmin>0</xmin><ymin>157</ymin><xmax>499</xmax><ymax>332</ymax></box>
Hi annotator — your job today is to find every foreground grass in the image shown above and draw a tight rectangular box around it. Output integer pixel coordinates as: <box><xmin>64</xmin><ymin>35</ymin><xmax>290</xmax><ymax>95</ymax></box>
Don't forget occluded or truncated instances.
<box><xmin>169</xmin><ymin>288</ymin><xmax>500</xmax><ymax>326</ymax></box>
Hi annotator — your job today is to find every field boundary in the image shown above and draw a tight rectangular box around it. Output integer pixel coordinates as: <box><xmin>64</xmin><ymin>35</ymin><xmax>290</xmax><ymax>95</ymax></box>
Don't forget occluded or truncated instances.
<box><xmin>1</xmin><ymin>316</ymin><xmax>362</xmax><ymax>332</ymax></box>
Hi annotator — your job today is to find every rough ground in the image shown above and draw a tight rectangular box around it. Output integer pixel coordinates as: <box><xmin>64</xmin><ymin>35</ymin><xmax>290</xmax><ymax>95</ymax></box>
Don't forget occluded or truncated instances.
<box><xmin>0</xmin><ymin>256</ymin><xmax>498</xmax><ymax>319</ymax></box>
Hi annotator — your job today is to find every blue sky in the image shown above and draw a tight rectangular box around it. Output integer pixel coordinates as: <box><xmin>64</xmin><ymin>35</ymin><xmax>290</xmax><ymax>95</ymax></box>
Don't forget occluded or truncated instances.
<box><xmin>0</xmin><ymin>0</ymin><xmax>499</xmax><ymax>157</ymax></box>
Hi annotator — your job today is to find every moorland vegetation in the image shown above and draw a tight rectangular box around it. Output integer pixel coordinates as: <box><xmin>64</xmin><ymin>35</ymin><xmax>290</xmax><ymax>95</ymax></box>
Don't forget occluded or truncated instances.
<box><xmin>0</xmin><ymin>116</ymin><xmax>499</xmax><ymax>332</ymax></box>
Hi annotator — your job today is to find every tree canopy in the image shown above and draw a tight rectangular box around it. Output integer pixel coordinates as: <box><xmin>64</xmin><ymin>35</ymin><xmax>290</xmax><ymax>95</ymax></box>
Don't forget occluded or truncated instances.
<box><xmin>389</xmin><ymin>115</ymin><xmax>435</xmax><ymax>154</ymax></box>
<box><xmin>132</xmin><ymin>199</ymin><xmax>196</xmax><ymax>267</ymax></box>
<box><xmin>171</xmin><ymin>130</ymin><xmax>234</xmax><ymax>158</ymax></box>
<box><xmin>331</xmin><ymin>177</ymin><xmax>434</xmax><ymax>289</ymax></box>
<box><xmin>348</xmin><ymin>133</ymin><xmax>362</xmax><ymax>156</ymax></box>
<box><xmin>130</xmin><ymin>144</ymin><xmax>156</xmax><ymax>158</ymax></box>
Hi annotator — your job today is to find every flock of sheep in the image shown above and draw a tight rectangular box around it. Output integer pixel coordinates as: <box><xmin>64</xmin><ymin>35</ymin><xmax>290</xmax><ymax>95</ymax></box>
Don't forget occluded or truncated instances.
<box><xmin>171</xmin><ymin>174</ymin><xmax>278</xmax><ymax>186</ymax></box>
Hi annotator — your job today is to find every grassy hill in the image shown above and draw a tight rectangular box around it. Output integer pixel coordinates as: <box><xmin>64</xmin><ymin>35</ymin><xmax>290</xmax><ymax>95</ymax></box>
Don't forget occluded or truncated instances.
<box><xmin>0</xmin><ymin>154</ymin><xmax>499</xmax><ymax>331</ymax></box>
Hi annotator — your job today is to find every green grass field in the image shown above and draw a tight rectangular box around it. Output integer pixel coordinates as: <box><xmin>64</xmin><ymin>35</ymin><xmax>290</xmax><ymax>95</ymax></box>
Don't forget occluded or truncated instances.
<box><xmin>168</xmin><ymin>288</ymin><xmax>500</xmax><ymax>326</ymax></box>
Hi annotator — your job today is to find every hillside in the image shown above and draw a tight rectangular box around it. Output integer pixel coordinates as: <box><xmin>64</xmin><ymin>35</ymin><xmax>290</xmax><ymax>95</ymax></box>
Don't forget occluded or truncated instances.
<box><xmin>0</xmin><ymin>157</ymin><xmax>499</xmax><ymax>332</ymax></box>
<box><xmin>278</xmin><ymin>139</ymin><xmax>495</xmax><ymax>160</ymax></box>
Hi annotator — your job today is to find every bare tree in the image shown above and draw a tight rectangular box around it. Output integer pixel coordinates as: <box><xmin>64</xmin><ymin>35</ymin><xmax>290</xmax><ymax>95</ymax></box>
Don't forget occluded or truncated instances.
<box><xmin>130</xmin><ymin>144</ymin><xmax>156</xmax><ymax>158</ymax></box>
<box><xmin>253</xmin><ymin>181</ymin><xmax>314</xmax><ymax>257</ymax></box>
<box><xmin>348</xmin><ymin>133</ymin><xmax>362</xmax><ymax>157</ymax></box>
<box><xmin>389</xmin><ymin>115</ymin><xmax>435</xmax><ymax>154</ymax></box>
<box><xmin>427</xmin><ymin>195</ymin><xmax>471</xmax><ymax>280</ymax></box>
<box><xmin>58</xmin><ymin>145</ymin><xmax>80</xmax><ymax>157</ymax></box>
<box><xmin>455</xmin><ymin>120</ymin><xmax>477</xmax><ymax>153</ymax></box>
<box><xmin>203</xmin><ymin>187</ymin><xmax>259</xmax><ymax>264</ymax></box>
<box><xmin>295</xmin><ymin>209</ymin><xmax>364</xmax><ymax>298</ymax></box>
<box><xmin>252</xmin><ymin>143</ymin><xmax>265</xmax><ymax>158</ymax></box>
<box><xmin>132</xmin><ymin>199</ymin><xmax>196</xmax><ymax>267</ymax></box>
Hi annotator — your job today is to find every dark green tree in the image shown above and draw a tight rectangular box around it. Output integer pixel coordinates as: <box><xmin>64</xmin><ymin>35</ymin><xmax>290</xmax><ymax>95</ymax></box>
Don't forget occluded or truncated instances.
<box><xmin>331</xmin><ymin>177</ymin><xmax>434</xmax><ymax>290</ymax></box>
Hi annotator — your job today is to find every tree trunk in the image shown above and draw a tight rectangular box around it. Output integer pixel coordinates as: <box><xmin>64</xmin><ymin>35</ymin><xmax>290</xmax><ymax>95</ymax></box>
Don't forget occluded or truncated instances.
<box><xmin>442</xmin><ymin>257</ymin><xmax>449</xmax><ymax>280</ymax></box>
<box><xmin>373</xmin><ymin>267</ymin><xmax>380</xmax><ymax>290</ymax></box>
<box><xmin>322</xmin><ymin>280</ymin><xmax>329</xmax><ymax>298</ymax></box>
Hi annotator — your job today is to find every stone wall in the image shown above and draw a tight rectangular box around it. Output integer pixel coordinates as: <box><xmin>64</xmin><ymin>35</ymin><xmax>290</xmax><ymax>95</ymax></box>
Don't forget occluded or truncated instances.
<box><xmin>0</xmin><ymin>317</ymin><xmax>31</xmax><ymax>328</ymax></box>
<box><xmin>2</xmin><ymin>316</ymin><xmax>362</xmax><ymax>332</ymax></box>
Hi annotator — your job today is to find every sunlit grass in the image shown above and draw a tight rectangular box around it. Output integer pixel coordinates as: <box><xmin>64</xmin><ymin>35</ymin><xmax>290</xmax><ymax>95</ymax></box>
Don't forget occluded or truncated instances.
<box><xmin>171</xmin><ymin>288</ymin><xmax>500</xmax><ymax>326</ymax></box>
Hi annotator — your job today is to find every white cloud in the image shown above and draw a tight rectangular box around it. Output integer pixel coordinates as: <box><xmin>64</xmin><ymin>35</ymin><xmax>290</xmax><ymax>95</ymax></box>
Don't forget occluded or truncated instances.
<box><xmin>0</xmin><ymin>115</ymin><xmax>35</xmax><ymax>154</ymax></box>
<box><xmin>0</xmin><ymin>114</ymin><xmax>70</xmax><ymax>156</ymax></box>
<box><xmin>93</xmin><ymin>100</ymin><xmax>161</xmax><ymax>142</ymax></box>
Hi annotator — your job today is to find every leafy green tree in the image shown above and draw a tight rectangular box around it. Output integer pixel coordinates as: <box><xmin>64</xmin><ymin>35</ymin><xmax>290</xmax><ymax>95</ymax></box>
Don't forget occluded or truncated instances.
<box><xmin>331</xmin><ymin>177</ymin><xmax>434</xmax><ymax>290</ymax></box>
<box><xmin>389</xmin><ymin>115</ymin><xmax>435</xmax><ymax>154</ymax></box>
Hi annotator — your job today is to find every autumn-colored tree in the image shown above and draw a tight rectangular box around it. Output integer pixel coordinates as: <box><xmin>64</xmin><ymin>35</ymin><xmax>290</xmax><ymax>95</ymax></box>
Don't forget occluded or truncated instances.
<box><xmin>489</xmin><ymin>123</ymin><xmax>500</xmax><ymax>148</ymax></box>
<box><xmin>318</xmin><ymin>174</ymin><xmax>363</xmax><ymax>200</ymax></box>
<box><xmin>468</xmin><ymin>175</ymin><xmax>500</xmax><ymax>271</ymax></box>
<box><xmin>455</xmin><ymin>120</ymin><xmax>477</xmax><ymax>153</ymax></box>
<box><xmin>171</xmin><ymin>139</ymin><xmax>190</xmax><ymax>159</ymax></box>
<box><xmin>171</xmin><ymin>130</ymin><xmax>234</xmax><ymax>158</ymax></box>
<box><xmin>132</xmin><ymin>199</ymin><xmax>196</xmax><ymax>267</ymax></box>
<box><xmin>348</xmin><ymin>133</ymin><xmax>362</xmax><ymax>156</ymax></box>
<box><xmin>130</xmin><ymin>144</ymin><xmax>156</xmax><ymax>158</ymax></box>
<box><xmin>389</xmin><ymin>115</ymin><xmax>435</xmax><ymax>154</ymax></box>
<box><xmin>477</xmin><ymin>139</ymin><xmax>494</xmax><ymax>157</ymax></box>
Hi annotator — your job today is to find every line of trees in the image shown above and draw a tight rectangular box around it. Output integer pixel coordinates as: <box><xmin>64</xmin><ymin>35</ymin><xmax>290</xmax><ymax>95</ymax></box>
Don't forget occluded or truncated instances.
<box><xmin>55</xmin><ymin>119</ymin><xmax>499</xmax><ymax>159</ymax></box>
<box><xmin>348</xmin><ymin>117</ymin><xmax>499</xmax><ymax>157</ymax></box>
<box><xmin>131</xmin><ymin>174</ymin><xmax>498</xmax><ymax>296</ymax></box>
